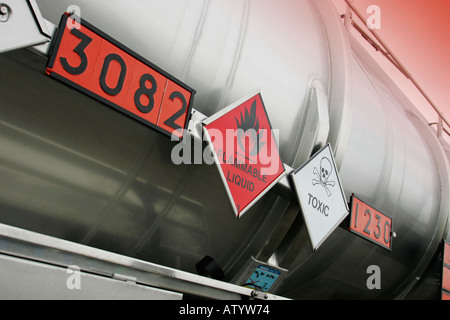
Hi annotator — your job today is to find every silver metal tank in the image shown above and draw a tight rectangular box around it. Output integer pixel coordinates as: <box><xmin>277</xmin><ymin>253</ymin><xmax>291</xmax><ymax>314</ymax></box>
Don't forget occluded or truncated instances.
<box><xmin>0</xmin><ymin>0</ymin><xmax>448</xmax><ymax>299</ymax></box>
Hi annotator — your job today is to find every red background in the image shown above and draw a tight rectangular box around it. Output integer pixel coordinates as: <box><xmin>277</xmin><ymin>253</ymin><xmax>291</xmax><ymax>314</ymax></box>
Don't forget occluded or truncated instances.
<box><xmin>333</xmin><ymin>0</ymin><xmax>450</xmax><ymax>135</ymax></box>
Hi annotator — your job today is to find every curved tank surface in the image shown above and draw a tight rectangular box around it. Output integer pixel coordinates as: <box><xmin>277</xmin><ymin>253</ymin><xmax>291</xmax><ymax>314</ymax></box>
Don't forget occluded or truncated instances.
<box><xmin>0</xmin><ymin>0</ymin><xmax>448</xmax><ymax>299</ymax></box>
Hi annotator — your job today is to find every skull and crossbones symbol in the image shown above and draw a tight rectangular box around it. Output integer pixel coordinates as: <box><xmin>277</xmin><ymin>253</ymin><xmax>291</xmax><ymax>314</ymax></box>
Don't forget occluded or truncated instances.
<box><xmin>312</xmin><ymin>157</ymin><xmax>335</xmax><ymax>197</ymax></box>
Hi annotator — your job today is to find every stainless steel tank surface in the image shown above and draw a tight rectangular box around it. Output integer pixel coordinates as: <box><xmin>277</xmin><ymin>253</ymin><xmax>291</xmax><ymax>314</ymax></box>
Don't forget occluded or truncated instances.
<box><xmin>0</xmin><ymin>0</ymin><xmax>448</xmax><ymax>299</ymax></box>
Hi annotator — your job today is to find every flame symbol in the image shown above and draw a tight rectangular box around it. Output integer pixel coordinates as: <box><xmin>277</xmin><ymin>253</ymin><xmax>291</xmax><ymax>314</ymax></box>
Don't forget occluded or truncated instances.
<box><xmin>235</xmin><ymin>99</ymin><xmax>266</xmax><ymax>157</ymax></box>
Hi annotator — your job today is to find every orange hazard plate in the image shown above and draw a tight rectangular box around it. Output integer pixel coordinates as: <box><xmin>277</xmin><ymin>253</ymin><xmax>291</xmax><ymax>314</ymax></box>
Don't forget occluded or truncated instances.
<box><xmin>444</xmin><ymin>241</ymin><xmax>450</xmax><ymax>267</ymax></box>
<box><xmin>46</xmin><ymin>13</ymin><xmax>195</xmax><ymax>140</ymax></box>
<box><xmin>349</xmin><ymin>195</ymin><xmax>393</xmax><ymax>251</ymax></box>
<box><xmin>443</xmin><ymin>265</ymin><xmax>450</xmax><ymax>292</ymax></box>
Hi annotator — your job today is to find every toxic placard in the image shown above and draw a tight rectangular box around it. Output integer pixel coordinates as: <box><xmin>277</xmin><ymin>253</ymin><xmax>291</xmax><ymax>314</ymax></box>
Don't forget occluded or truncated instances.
<box><xmin>290</xmin><ymin>144</ymin><xmax>349</xmax><ymax>251</ymax></box>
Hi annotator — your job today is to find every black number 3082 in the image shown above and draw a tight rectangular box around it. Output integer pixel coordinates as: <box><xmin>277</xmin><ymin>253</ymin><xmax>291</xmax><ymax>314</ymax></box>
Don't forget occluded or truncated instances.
<box><xmin>47</xmin><ymin>14</ymin><xmax>194</xmax><ymax>139</ymax></box>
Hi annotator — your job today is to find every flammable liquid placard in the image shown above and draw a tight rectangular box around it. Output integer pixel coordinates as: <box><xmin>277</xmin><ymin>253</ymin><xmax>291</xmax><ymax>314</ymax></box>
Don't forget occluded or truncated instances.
<box><xmin>203</xmin><ymin>91</ymin><xmax>285</xmax><ymax>219</ymax></box>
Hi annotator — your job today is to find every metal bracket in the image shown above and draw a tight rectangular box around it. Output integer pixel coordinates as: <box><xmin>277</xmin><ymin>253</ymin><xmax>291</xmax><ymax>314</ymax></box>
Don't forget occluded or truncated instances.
<box><xmin>291</xmin><ymin>79</ymin><xmax>330</xmax><ymax>166</ymax></box>
<box><xmin>0</xmin><ymin>0</ymin><xmax>52</xmax><ymax>54</ymax></box>
<box><xmin>28</xmin><ymin>17</ymin><xmax>57</xmax><ymax>57</ymax></box>
<box><xmin>112</xmin><ymin>273</ymin><xmax>138</xmax><ymax>284</ymax></box>
<box><xmin>251</xmin><ymin>290</ymin><xmax>269</xmax><ymax>300</ymax></box>
<box><xmin>186</xmin><ymin>109</ymin><xmax>208</xmax><ymax>143</ymax></box>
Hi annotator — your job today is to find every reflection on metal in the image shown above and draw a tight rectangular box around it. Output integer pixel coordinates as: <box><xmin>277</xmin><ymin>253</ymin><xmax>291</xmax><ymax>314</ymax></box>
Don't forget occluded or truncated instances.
<box><xmin>292</xmin><ymin>80</ymin><xmax>330</xmax><ymax>165</ymax></box>
<box><xmin>0</xmin><ymin>254</ymin><xmax>183</xmax><ymax>300</ymax></box>
<box><xmin>0</xmin><ymin>223</ymin><xmax>290</xmax><ymax>300</ymax></box>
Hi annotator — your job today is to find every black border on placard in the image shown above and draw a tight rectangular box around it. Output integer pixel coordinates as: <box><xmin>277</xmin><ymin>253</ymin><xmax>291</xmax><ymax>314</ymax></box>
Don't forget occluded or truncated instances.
<box><xmin>442</xmin><ymin>289</ymin><xmax>450</xmax><ymax>300</ymax></box>
<box><xmin>290</xmin><ymin>143</ymin><xmax>349</xmax><ymax>251</ymax></box>
<box><xmin>348</xmin><ymin>194</ymin><xmax>393</xmax><ymax>251</ymax></box>
<box><xmin>442</xmin><ymin>240</ymin><xmax>450</xmax><ymax>297</ymax></box>
<box><xmin>443</xmin><ymin>266</ymin><xmax>450</xmax><ymax>294</ymax></box>
<box><xmin>46</xmin><ymin>13</ymin><xmax>196</xmax><ymax>141</ymax></box>
<box><xmin>444</xmin><ymin>240</ymin><xmax>450</xmax><ymax>269</ymax></box>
